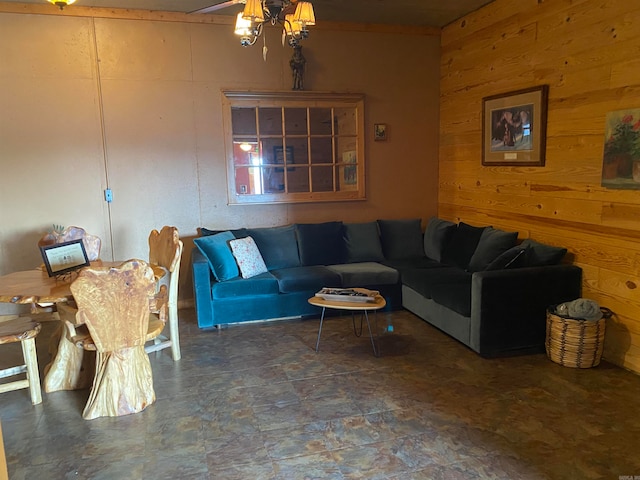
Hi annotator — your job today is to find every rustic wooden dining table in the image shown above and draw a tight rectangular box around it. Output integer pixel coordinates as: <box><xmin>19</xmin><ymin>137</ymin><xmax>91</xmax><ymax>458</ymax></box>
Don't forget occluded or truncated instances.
<box><xmin>0</xmin><ymin>261</ymin><xmax>165</xmax><ymax>393</ymax></box>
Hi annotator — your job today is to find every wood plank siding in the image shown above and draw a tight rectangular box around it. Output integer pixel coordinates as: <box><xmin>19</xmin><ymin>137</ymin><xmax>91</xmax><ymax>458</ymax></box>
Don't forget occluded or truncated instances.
<box><xmin>440</xmin><ymin>0</ymin><xmax>640</xmax><ymax>373</ymax></box>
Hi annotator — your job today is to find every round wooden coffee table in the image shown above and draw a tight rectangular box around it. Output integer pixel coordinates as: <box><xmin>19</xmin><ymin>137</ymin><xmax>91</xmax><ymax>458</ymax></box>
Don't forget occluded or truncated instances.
<box><xmin>308</xmin><ymin>293</ymin><xmax>386</xmax><ymax>356</ymax></box>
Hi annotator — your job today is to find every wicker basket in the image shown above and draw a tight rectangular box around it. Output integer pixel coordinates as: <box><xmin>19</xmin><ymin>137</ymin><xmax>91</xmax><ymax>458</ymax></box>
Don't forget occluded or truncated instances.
<box><xmin>545</xmin><ymin>307</ymin><xmax>611</xmax><ymax>368</ymax></box>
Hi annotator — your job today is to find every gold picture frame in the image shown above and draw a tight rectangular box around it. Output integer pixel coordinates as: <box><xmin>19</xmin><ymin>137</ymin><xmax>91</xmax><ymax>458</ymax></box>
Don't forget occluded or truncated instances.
<box><xmin>374</xmin><ymin>123</ymin><xmax>387</xmax><ymax>141</ymax></box>
<box><xmin>482</xmin><ymin>85</ymin><xmax>548</xmax><ymax>166</ymax></box>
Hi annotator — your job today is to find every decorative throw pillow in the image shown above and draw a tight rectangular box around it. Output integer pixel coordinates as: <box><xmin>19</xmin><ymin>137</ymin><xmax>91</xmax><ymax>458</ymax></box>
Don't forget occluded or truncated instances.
<box><xmin>440</xmin><ymin>222</ymin><xmax>486</xmax><ymax>270</ymax></box>
<box><xmin>423</xmin><ymin>217</ymin><xmax>457</xmax><ymax>261</ymax></box>
<box><xmin>484</xmin><ymin>246</ymin><xmax>529</xmax><ymax>271</ymax></box>
<box><xmin>377</xmin><ymin>218</ymin><xmax>425</xmax><ymax>260</ymax></box>
<box><xmin>467</xmin><ymin>227</ymin><xmax>519</xmax><ymax>272</ymax></box>
<box><xmin>296</xmin><ymin>222</ymin><xmax>344</xmax><ymax>265</ymax></box>
<box><xmin>246</xmin><ymin>225</ymin><xmax>300</xmax><ymax>270</ymax></box>
<box><xmin>520</xmin><ymin>239</ymin><xmax>567</xmax><ymax>266</ymax></box>
<box><xmin>229</xmin><ymin>236</ymin><xmax>268</xmax><ymax>279</ymax></box>
<box><xmin>343</xmin><ymin>222</ymin><xmax>385</xmax><ymax>263</ymax></box>
<box><xmin>193</xmin><ymin>231</ymin><xmax>239</xmax><ymax>281</ymax></box>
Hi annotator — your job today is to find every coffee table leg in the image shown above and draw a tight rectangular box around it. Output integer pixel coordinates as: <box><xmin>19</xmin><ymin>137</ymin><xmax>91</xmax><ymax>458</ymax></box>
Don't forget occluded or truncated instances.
<box><xmin>315</xmin><ymin>307</ymin><xmax>327</xmax><ymax>352</ymax></box>
<box><xmin>363</xmin><ymin>310</ymin><xmax>379</xmax><ymax>357</ymax></box>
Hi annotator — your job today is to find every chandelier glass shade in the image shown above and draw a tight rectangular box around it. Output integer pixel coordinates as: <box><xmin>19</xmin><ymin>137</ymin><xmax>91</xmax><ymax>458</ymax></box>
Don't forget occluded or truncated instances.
<box><xmin>234</xmin><ymin>0</ymin><xmax>315</xmax><ymax>48</ymax></box>
<box><xmin>48</xmin><ymin>0</ymin><xmax>76</xmax><ymax>8</ymax></box>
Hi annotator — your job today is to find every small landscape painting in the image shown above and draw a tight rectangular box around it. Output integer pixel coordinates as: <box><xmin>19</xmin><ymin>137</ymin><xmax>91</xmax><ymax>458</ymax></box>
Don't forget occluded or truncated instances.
<box><xmin>601</xmin><ymin>108</ymin><xmax>640</xmax><ymax>189</ymax></box>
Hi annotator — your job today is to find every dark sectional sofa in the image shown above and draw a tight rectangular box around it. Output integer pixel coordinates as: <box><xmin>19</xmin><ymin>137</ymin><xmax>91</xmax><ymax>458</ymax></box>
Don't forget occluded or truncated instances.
<box><xmin>192</xmin><ymin>218</ymin><xmax>582</xmax><ymax>357</ymax></box>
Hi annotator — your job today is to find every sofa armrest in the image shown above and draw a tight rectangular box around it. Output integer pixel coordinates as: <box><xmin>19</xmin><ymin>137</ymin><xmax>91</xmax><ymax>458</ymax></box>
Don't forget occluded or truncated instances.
<box><xmin>191</xmin><ymin>248</ymin><xmax>216</xmax><ymax>328</ymax></box>
<box><xmin>470</xmin><ymin>265</ymin><xmax>582</xmax><ymax>357</ymax></box>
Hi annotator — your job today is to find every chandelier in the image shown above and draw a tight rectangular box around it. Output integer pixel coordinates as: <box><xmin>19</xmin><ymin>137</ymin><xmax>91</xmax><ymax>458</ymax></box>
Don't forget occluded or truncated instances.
<box><xmin>234</xmin><ymin>0</ymin><xmax>315</xmax><ymax>49</ymax></box>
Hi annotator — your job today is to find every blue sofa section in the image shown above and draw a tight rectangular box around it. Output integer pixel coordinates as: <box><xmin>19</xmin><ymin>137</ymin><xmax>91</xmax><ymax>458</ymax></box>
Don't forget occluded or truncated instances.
<box><xmin>192</xmin><ymin>221</ymin><xmax>403</xmax><ymax>329</ymax></box>
<box><xmin>192</xmin><ymin>218</ymin><xmax>582</xmax><ymax>357</ymax></box>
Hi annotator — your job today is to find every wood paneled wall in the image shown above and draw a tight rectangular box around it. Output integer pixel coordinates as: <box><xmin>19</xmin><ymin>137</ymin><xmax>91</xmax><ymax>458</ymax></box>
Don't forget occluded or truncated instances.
<box><xmin>440</xmin><ymin>0</ymin><xmax>640</xmax><ymax>373</ymax></box>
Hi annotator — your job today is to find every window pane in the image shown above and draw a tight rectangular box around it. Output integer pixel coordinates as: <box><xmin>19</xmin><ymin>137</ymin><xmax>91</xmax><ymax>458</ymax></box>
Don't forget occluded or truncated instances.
<box><xmin>287</xmin><ymin>167</ymin><xmax>310</xmax><ymax>193</ymax></box>
<box><xmin>286</xmin><ymin>138</ymin><xmax>308</xmax><ymax>166</ymax></box>
<box><xmin>309</xmin><ymin>108</ymin><xmax>332</xmax><ymax>135</ymax></box>
<box><xmin>258</xmin><ymin>108</ymin><xmax>282</xmax><ymax>135</ymax></box>
<box><xmin>310</xmin><ymin>137</ymin><xmax>333</xmax><ymax>165</ymax></box>
<box><xmin>338</xmin><ymin>150</ymin><xmax>358</xmax><ymax>191</ymax></box>
<box><xmin>261</xmin><ymin>138</ymin><xmax>284</xmax><ymax>165</ymax></box>
<box><xmin>232</xmin><ymin>108</ymin><xmax>256</xmax><ymax>135</ymax></box>
<box><xmin>284</xmin><ymin>108</ymin><xmax>307</xmax><ymax>135</ymax></box>
<box><xmin>263</xmin><ymin>166</ymin><xmax>285</xmax><ymax>193</ymax></box>
<box><xmin>335</xmin><ymin>136</ymin><xmax>358</xmax><ymax>162</ymax></box>
<box><xmin>235</xmin><ymin>166</ymin><xmax>263</xmax><ymax>195</ymax></box>
<box><xmin>311</xmin><ymin>166</ymin><xmax>334</xmax><ymax>192</ymax></box>
<box><xmin>233</xmin><ymin>139</ymin><xmax>258</xmax><ymax>167</ymax></box>
<box><xmin>334</xmin><ymin>107</ymin><xmax>357</xmax><ymax>135</ymax></box>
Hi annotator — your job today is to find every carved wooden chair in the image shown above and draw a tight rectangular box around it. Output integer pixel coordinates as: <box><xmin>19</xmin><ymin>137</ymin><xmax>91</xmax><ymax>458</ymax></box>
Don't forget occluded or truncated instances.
<box><xmin>69</xmin><ymin>259</ymin><xmax>165</xmax><ymax>420</ymax></box>
<box><xmin>0</xmin><ymin>317</ymin><xmax>42</xmax><ymax>405</ymax></box>
<box><xmin>145</xmin><ymin>226</ymin><xmax>183</xmax><ymax>361</ymax></box>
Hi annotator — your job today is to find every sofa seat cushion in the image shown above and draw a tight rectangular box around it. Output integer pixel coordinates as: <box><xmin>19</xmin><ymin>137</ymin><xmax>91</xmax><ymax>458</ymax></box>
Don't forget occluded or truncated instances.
<box><xmin>430</xmin><ymin>280</ymin><xmax>472</xmax><ymax>317</ymax></box>
<box><xmin>211</xmin><ymin>272</ymin><xmax>280</xmax><ymax>299</ymax></box>
<box><xmin>327</xmin><ymin>262</ymin><xmax>399</xmax><ymax>287</ymax></box>
<box><xmin>270</xmin><ymin>266</ymin><xmax>342</xmax><ymax>294</ymax></box>
<box><xmin>401</xmin><ymin>267</ymin><xmax>471</xmax><ymax>300</ymax></box>
<box><xmin>246</xmin><ymin>225</ymin><xmax>300</xmax><ymax>270</ymax></box>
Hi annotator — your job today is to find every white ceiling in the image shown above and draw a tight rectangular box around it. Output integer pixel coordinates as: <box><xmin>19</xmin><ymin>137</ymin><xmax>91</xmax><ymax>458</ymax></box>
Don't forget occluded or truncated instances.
<box><xmin>4</xmin><ymin>0</ymin><xmax>495</xmax><ymax>27</ymax></box>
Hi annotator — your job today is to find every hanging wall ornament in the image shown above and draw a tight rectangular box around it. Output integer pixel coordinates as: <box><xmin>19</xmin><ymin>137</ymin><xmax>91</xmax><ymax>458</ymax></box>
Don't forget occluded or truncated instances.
<box><xmin>290</xmin><ymin>45</ymin><xmax>306</xmax><ymax>90</ymax></box>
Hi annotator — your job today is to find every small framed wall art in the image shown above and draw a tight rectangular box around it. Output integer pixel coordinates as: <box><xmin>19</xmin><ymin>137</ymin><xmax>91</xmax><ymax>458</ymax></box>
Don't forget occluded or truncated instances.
<box><xmin>482</xmin><ymin>85</ymin><xmax>548</xmax><ymax>166</ymax></box>
<box><xmin>374</xmin><ymin>123</ymin><xmax>387</xmax><ymax>141</ymax></box>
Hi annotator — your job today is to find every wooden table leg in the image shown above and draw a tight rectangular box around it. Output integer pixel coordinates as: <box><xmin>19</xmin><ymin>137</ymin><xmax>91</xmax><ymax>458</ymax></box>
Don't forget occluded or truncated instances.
<box><xmin>43</xmin><ymin>305</ymin><xmax>94</xmax><ymax>392</ymax></box>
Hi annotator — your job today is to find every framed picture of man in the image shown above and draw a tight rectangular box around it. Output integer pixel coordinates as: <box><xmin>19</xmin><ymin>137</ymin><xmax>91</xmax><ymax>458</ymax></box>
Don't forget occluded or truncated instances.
<box><xmin>482</xmin><ymin>85</ymin><xmax>548</xmax><ymax>166</ymax></box>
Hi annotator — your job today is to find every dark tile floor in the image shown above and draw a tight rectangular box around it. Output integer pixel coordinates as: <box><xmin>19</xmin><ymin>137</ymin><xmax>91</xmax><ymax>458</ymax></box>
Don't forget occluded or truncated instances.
<box><xmin>2</xmin><ymin>307</ymin><xmax>640</xmax><ymax>479</ymax></box>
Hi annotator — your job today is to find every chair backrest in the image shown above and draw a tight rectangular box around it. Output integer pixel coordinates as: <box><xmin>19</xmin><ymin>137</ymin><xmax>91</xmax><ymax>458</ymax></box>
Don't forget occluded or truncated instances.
<box><xmin>148</xmin><ymin>226</ymin><xmax>183</xmax><ymax>305</ymax></box>
<box><xmin>38</xmin><ymin>226</ymin><xmax>102</xmax><ymax>261</ymax></box>
<box><xmin>70</xmin><ymin>260</ymin><xmax>155</xmax><ymax>352</ymax></box>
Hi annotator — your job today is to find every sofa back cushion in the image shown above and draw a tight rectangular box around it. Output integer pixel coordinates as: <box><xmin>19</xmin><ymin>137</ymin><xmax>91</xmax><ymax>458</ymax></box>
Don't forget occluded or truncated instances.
<box><xmin>199</xmin><ymin>227</ymin><xmax>248</xmax><ymax>238</ymax></box>
<box><xmin>193</xmin><ymin>231</ymin><xmax>239</xmax><ymax>281</ymax></box>
<box><xmin>519</xmin><ymin>239</ymin><xmax>567</xmax><ymax>266</ymax></box>
<box><xmin>377</xmin><ymin>218</ymin><xmax>425</xmax><ymax>260</ymax></box>
<box><xmin>423</xmin><ymin>217</ymin><xmax>456</xmax><ymax>261</ymax></box>
<box><xmin>467</xmin><ymin>227</ymin><xmax>519</xmax><ymax>272</ymax></box>
<box><xmin>343</xmin><ymin>222</ymin><xmax>385</xmax><ymax>263</ymax></box>
<box><xmin>484</xmin><ymin>245</ymin><xmax>529</xmax><ymax>270</ymax></box>
<box><xmin>296</xmin><ymin>222</ymin><xmax>344</xmax><ymax>266</ymax></box>
<box><xmin>246</xmin><ymin>225</ymin><xmax>300</xmax><ymax>270</ymax></box>
<box><xmin>441</xmin><ymin>222</ymin><xmax>486</xmax><ymax>270</ymax></box>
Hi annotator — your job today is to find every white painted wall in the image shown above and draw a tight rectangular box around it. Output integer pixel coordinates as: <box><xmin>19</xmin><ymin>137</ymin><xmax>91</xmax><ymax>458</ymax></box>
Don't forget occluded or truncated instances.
<box><xmin>0</xmin><ymin>10</ymin><xmax>441</xmax><ymax>301</ymax></box>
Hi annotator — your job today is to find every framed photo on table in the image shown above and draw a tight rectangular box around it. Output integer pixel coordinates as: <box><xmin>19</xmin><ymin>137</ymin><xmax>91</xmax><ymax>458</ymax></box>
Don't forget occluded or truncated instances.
<box><xmin>482</xmin><ymin>85</ymin><xmax>548</xmax><ymax>166</ymax></box>
<box><xmin>40</xmin><ymin>239</ymin><xmax>90</xmax><ymax>277</ymax></box>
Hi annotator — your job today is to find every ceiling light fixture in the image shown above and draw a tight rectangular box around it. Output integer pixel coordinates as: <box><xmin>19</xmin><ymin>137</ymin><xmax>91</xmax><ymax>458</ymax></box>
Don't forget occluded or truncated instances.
<box><xmin>48</xmin><ymin>0</ymin><xmax>76</xmax><ymax>9</ymax></box>
<box><xmin>234</xmin><ymin>0</ymin><xmax>315</xmax><ymax>52</ymax></box>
